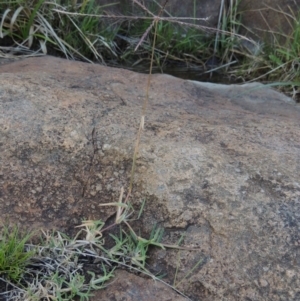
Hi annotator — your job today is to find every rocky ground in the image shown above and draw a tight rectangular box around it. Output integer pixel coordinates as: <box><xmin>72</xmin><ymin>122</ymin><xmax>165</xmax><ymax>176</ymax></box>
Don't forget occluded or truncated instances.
<box><xmin>0</xmin><ymin>56</ymin><xmax>300</xmax><ymax>301</ymax></box>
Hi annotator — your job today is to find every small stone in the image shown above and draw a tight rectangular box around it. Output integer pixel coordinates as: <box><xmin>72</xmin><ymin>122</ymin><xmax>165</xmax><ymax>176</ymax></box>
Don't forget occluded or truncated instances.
<box><xmin>36</xmin><ymin>187</ymin><xmax>43</xmax><ymax>192</ymax></box>
<box><xmin>102</xmin><ymin>144</ymin><xmax>111</xmax><ymax>151</ymax></box>
<box><xmin>286</xmin><ymin>270</ymin><xmax>295</xmax><ymax>278</ymax></box>
<box><xmin>259</xmin><ymin>278</ymin><xmax>268</xmax><ymax>287</ymax></box>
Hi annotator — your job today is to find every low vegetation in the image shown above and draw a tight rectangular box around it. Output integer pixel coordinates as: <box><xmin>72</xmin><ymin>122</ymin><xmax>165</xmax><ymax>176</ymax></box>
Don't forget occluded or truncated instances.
<box><xmin>0</xmin><ymin>0</ymin><xmax>299</xmax><ymax>100</ymax></box>
<box><xmin>0</xmin><ymin>198</ymin><xmax>195</xmax><ymax>301</ymax></box>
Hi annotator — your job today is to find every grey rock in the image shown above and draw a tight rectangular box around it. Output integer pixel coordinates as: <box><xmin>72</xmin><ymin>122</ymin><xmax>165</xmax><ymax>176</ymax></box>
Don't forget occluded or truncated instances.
<box><xmin>1</xmin><ymin>56</ymin><xmax>300</xmax><ymax>301</ymax></box>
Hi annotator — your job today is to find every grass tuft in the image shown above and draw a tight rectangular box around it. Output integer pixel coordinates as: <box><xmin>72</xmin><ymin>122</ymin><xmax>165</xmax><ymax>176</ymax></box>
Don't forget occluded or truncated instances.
<box><xmin>0</xmin><ymin>198</ymin><xmax>197</xmax><ymax>301</ymax></box>
<box><xmin>0</xmin><ymin>226</ymin><xmax>33</xmax><ymax>283</ymax></box>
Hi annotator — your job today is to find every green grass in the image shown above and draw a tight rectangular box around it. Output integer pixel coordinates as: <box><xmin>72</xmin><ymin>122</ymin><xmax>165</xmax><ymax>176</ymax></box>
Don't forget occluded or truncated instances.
<box><xmin>0</xmin><ymin>0</ymin><xmax>119</xmax><ymax>61</ymax></box>
<box><xmin>0</xmin><ymin>226</ymin><xmax>33</xmax><ymax>283</ymax></box>
<box><xmin>228</xmin><ymin>6</ymin><xmax>300</xmax><ymax>100</ymax></box>
<box><xmin>0</xmin><ymin>218</ymin><xmax>147</xmax><ymax>300</ymax></box>
<box><xmin>0</xmin><ymin>198</ymin><xmax>196</xmax><ymax>301</ymax></box>
<box><xmin>1</xmin><ymin>0</ymin><xmax>300</xmax><ymax>101</ymax></box>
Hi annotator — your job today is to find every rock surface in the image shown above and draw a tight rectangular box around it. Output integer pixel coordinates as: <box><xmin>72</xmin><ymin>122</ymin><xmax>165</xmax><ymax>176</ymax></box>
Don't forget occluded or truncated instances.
<box><xmin>1</xmin><ymin>56</ymin><xmax>300</xmax><ymax>301</ymax></box>
<box><xmin>93</xmin><ymin>270</ymin><xmax>187</xmax><ymax>301</ymax></box>
<box><xmin>100</xmin><ymin>0</ymin><xmax>221</xmax><ymax>28</ymax></box>
<box><xmin>239</xmin><ymin>0</ymin><xmax>299</xmax><ymax>42</ymax></box>
<box><xmin>100</xmin><ymin>0</ymin><xmax>299</xmax><ymax>42</ymax></box>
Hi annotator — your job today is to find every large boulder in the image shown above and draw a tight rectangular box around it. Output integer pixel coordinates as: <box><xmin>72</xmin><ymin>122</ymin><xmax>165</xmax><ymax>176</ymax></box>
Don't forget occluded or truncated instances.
<box><xmin>0</xmin><ymin>56</ymin><xmax>300</xmax><ymax>300</ymax></box>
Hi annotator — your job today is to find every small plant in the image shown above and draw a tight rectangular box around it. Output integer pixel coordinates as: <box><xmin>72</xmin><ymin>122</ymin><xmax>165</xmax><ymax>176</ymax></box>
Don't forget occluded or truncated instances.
<box><xmin>229</xmin><ymin>6</ymin><xmax>300</xmax><ymax>101</ymax></box>
<box><xmin>0</xmin><ymin>203</ymin><xmax>192</xmax><ymax>301</ymax></box>
<box><xmin>0</xmin><ymin>0</ymin><xmax>119</xmax><ymax>61</ymax></box>
<box><xmin>0</xmin><ymin>225</ymin><xmax>33</xmax><ymax>283</ymax></box>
